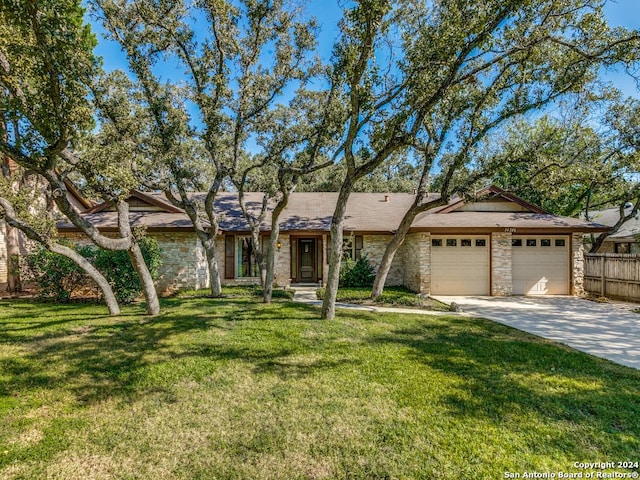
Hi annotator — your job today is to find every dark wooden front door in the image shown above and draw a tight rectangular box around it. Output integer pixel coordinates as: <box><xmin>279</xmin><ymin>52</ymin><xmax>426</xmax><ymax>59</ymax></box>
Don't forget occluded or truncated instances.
<box><xmin>298</xmin><ymin>238</ymin><xmax>316</xmax><ymax>282</ymax></box>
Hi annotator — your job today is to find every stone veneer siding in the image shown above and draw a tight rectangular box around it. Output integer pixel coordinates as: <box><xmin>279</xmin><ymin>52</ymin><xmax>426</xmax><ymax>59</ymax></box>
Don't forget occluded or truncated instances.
<box><xmin>56</xmin><ymin>228</ymin><xmax>588</xmax><ymax>296</ymax></box>
<box><xmin>274</xmin><ymin>234</ymin><xmax>291</xmax><ymax>287</ymax></box>
<box><xmin>361</xmin><ymin>234</ymin><xmax>404</xmax><ymax>287</ymax></box>
<box><xmin>491</xmin><ymin>232</ymin><xmax>512</xmax><ymax>296</ymax></box>
<box><xmin>402</xmin><ymin>232</ymin><xmax>430</xmax><ymax>294</ymax></box>
<box><xmin>152</xmin><ymin>232</ymin><xmax>209</xmax><ymax>293</ymax></box>
<box><xmin>59</xmin><ymin>231</ymin><xmax>207</xmax><ymax>294</ymax></box>
<box><xmin>572</xmin><ymin>232</ymin><xmax>585</xmax><ymax>296</ymax></box>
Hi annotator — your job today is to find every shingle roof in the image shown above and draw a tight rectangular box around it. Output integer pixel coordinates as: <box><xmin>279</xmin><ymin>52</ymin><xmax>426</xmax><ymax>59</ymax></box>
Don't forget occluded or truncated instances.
<box><xmin>58</xmin><ymin>211</ymin><xmax>201</xmax><ymax>230</ymax></box>
<box><xmin>586</xmin><ymin>206</ymin><xmax>640</xmax><ymax>240</ymax></box>
<box><xmin>279</xmin><ymin>192</ymin><xmax>430</xmax><ymax>232</ymax></box>
<box><xmin>412</xmin><ymin>211</ymin><xmax>608</xmax><ymax>231</ymax></box>
<box><xmin>57</xmin><ymin>189</ymin><xmax>607</xmax><ymax>234</ymax></box>
<box><xmin>153</xmin><ymin>191</ymin><xmax>433</xmax><ymax>232</ymax></box>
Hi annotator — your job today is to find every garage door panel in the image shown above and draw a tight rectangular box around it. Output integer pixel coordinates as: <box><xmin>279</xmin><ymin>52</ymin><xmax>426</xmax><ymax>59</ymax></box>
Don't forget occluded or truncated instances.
<box><xmin>431</xmin><ymin>236</ymin><xmax>489</xmax><ymax>295</ymax></box>
<box><xmin>512</xmin><ymin>236</ymin><xmax>569</xmax><ymax>295</ymax></box>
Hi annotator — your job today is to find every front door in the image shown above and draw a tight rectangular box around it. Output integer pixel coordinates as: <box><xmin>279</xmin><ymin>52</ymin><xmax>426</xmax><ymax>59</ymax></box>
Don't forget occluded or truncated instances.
<box><xmin>298</xmin><ymin>238</ymin><xmax>316</xmax><ymax>282</ymax></box>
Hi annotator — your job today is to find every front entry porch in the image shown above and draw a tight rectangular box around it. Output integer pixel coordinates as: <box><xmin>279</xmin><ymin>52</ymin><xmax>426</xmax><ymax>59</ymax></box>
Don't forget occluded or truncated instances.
<box><xmin>290</xmin><ymin>235</ymin><xmax>323</xmax><ymax>284</ymax></box>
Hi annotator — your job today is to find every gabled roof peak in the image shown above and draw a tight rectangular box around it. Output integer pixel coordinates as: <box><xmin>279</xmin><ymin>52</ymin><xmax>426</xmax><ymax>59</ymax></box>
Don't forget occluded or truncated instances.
<box><xmin>434</xmin><ymin>185</ymin><xmax>547</xmax><ymax>214</ymax></box>
<box><xmin>86</xmin><ymin>190</ymin><xmax>184</xmax><ymax>214</ymax></box>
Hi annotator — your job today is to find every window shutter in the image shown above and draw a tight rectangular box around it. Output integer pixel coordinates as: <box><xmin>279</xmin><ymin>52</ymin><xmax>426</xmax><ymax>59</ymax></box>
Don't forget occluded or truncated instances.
<box><xmin>225</xmin><ymin>235</ymin><xmax>235</xmax><ymax>279</ymax></box>
<box><xmin>290</xmin><ymin>238</ymin><xmax>297</xmax><ymax>282</ymax></box>
<box><xmin>355</xmin><ymin>235</ymin><xmax>363</xmax><ymax>260</ymax></box>
<box><xmin>317</xmin><ymin>237</ymin><xmax>323</xmax><ymax>279</ymax></box>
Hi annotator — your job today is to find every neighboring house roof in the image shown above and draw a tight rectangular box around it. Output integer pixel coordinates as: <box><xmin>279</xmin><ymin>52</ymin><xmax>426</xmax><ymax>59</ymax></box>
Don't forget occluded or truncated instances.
<box><xmin>56</xmin><ymin>187</ymin><xmax>608</xmax><ymax>234</ymax></box>
<box><xmin>586</xmin><ymin>206</ymin><xmax>640</xmax><ymax>241</ymax></box>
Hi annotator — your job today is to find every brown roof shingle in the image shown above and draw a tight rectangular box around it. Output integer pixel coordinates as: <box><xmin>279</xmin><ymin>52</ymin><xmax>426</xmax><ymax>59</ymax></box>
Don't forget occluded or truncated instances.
<box><xmin>57</xmin><ymin>189</ymin><xmax>607</xmax><ymax>234</ymax></box>
<box><xmin>411</xmin><ymin>211</ymin><xmax>608</xmax><ymax>232</ymax></box>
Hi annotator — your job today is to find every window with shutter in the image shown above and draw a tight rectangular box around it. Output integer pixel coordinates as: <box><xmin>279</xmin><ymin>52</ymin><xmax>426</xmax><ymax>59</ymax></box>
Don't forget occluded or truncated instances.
<box><xmin>354</xmin><ymin>236</ymin><xmax>363</xmax><ymax>259</ymax></box>
<box><xmin>224</xmin><ymin>235</ymin><xmax>235</xmax><ymax>279</ymax></box>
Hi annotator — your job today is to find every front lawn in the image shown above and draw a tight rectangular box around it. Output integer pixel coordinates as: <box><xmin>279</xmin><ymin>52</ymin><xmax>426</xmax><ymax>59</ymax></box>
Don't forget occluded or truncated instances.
<box><xmin>317</xmin><ymin>285</ymin><xmax>450</xmax><ymax>310</ymax></box>
<box><xmin>1</xmin><ymin>295</ymin><xmax>639</xmax><ymax>479</ymax></box>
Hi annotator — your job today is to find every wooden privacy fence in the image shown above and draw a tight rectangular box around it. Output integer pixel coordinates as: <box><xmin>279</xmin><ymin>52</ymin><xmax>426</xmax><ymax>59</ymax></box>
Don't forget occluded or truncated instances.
<box><xmin>585</xmin><ymin>253</ymin><xmax>640</xmax><ymax>302</ymax></box>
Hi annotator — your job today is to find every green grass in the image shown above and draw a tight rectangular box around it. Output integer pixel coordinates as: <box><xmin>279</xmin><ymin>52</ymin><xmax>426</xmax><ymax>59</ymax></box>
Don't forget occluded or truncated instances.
<box><xmin>317</xmin><ymin>285</ymin><xmax>450</xmax><ymax>310</ymax></box>
<box><xmin>174</xmin><ymin>284</ymin><xmax>295</xmax><ymax>300</ymax></box>
<box><xmin>1</xmin><ymin>295</ymin><xmax>639</xmax><ymax>479</ymax></box>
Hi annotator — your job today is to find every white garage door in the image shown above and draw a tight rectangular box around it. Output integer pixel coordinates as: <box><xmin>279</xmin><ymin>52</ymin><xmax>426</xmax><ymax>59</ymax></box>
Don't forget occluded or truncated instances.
<box><xmin>512</xmin><ymin>236</ymin><xmax>569</xmax><ymax>295</ymax></box>
<box><xmin>431</xmin><ymin>235</ymin><xmax>490</xmax><ymax>295</ymax></box>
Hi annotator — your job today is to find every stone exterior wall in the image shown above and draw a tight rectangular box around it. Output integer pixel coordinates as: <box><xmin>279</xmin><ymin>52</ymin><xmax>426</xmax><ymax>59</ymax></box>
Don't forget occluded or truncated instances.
<box><xmin>194</xmin><ymin>239</ymin><xmax>209</xmax><ymax>289</ymax></box>
<box><xmin>491</xmin><ymin>232</ymin><xmax>512</xmax><ymax>296</ymax></box>
<box><xmin>54</xmin><ymin>227</ymin><xmax>589</xmax><ymax>297</ymax></box>
<box><xmin>361</xmin><ymin>234</ymin><xmax>404</xmax><ymax>286</ymax></box>
<box><xmin>572</xmin><ymin>232</ymin><xmax>585</xmax><ymax>296</ymax></box>
<box><xmin>59</xmin><ymin>231</ymin><xmax>206</xmax><ymax>294</ymax></box>
<box><xmin>402</xmin><ymin>232</ymin><xmax>430</xmax><ymax>294</ymax></box>
<box><xmin>152</xmin><ymin>232</ymin><xmax>207</xmax><ymax>294</ymax></box>
<box><xmin>274</xmin><ymin>234</ymin><xmax>291</xmax><ymax>287</ymax></box>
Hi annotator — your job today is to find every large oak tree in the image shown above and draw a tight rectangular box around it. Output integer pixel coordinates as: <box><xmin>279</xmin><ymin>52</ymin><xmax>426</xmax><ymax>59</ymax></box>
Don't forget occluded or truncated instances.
<box><xmin>314</xmin><ymin>0</ymin><xmax>640</xmax><ymax>312</ymax></box>
<box><xmin>0</xmin><ymin>0</ymin><xmax>160</xmax><ymax>315</ymax></box>
<box><xmin>92</xmin><ymin>0</ymin><xmax>334</xmax><ymax>301</ymax></box>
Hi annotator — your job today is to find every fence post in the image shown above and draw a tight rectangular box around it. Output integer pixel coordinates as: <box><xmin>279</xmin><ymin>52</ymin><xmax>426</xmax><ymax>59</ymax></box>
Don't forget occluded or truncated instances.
<box><xmin>600</xmin><ymin>255</ymin><xmax>606</xmax><ymax>297</ymax></box>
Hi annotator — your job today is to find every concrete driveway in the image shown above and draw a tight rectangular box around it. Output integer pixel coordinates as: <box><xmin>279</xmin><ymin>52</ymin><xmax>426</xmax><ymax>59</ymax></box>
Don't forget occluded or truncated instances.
<box><xmin>432</xmin><ymin>296</ymin><xmax>640</xmax><ymax>370</ymax></box>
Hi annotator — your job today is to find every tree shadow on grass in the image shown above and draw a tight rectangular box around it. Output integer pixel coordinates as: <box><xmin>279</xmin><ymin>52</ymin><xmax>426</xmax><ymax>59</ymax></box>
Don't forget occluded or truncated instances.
<box><xmin>367</xmin><ymin>315</ymin><xmax>640</xmax><ymax>459</ymax></box>
<box><xmin>0</xmin><ymin>298</ymin><xmax>338</xmax><ymax>406</ymax></box>
<box><xmin>1</xmin><ymin>298</ymin><xmax>344</xmax><ymax>468</ymax></box>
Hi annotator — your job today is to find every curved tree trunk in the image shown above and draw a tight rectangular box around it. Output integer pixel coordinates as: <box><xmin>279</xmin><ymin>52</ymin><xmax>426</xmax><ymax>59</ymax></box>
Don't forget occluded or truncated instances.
<box><xmin>263</xmin><ymin>231</ymin><xmax>277</xmax><ymax>304</ymax></box>
<box><xmin>371</xmin><ymin>189</ymin><xmax>447</xmax><ymax>298</ymax></box>
<box><xmin>165</xmin><ymin>191</ymin><xmax>222</xmax><ymax>297</ymax></box>
<box><xmin>589</xmin><ymin>232</ymin><xmax>607</xmax><ymax>254</ymax></box>
<box><xmin>48</xmin><ymin>173</ymin><xmax>131</xmax><ymax>251</ymax></box>
<box><xmin>202</xmin><ymin>236</ymin><xmax>222</xmax><ymax>296</ymax></box>
<box><xmin>47</xmin><ymin>176</ymin><xmax>161</xmax><ymax>312</ymax></box>
<box><xmin>115</xmin><ymin>199</ymin><xmax>160</xmax><ymax>315</ymax></box>
<box><xmin>249</xmin><ymin>227</ymin><xmax>267</xmax><ymax>289</ymax></box>
<box><xmin>321</xmin><ymin>183</ymin><xmax>352</xmax><ymax>320</ymax></box>
<box><xmin>127</xmin><ymin>241</ymin><xmax>160</xmax><ymax>315</ymax></box>
<box><xmin>589</xmin><ymin>198</ymin><xmax>640</xmax><ymax>254</ymax></box>
<box><xmin>0</xmin><ymin>197</ymin><xmax>121</xmax><ymax>315</ymax></box>
<box><xmin>6</xmin><ymin>225</ymin><xmax>21</xmax><ymax>292</ymax></box>
<box><xmin>264</xmin><ymin>200</ymin><xmax>289</xmax><ymax>303</ymax></box>
<box><xmin>371</xmin><ymin>212</ymin><xmax>416</xmax><ymax>298</ymax></box>
<box><xmin>50</xmin><ymin>243</ymin><xmax>121</xmax><ymax>315</ymax></box>
<box><xmin>263</xmin><ymin>178</ymin><xmax>293</xmax><ymax>304</ymax></box>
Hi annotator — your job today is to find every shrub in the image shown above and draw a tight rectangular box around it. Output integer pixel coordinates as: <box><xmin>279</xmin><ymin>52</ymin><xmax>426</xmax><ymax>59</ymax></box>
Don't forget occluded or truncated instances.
<box><xmin>94</xmin><ymin>237</ymin><xmax>162</xmax><ymax>303</ymax></box>
<box><xmin>22</xmin><ymin>237</ymin><xmax>162</xmax><ymax>304</ymax></box>
<box><xmin>22</xmin><ymin>242</ymin><xmax>91</xmax><ymax>302</ymax></box>
<box><xmin>339</xmin><ymin>255</ymin><xmax>375</xmax><ymax>287</ymax></box>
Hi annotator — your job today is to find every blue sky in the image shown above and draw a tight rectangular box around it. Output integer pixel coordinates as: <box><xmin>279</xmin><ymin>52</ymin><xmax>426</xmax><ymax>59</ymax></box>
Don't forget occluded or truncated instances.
<box><xmin>600</xmin><ymin>0</ymin><xmax>640</xmax><ymax>97</ymax></box>
<box><xmin>91</xmin><ymin>0</ymin><xmax>640</xmax><ymax>99</ymax></box>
